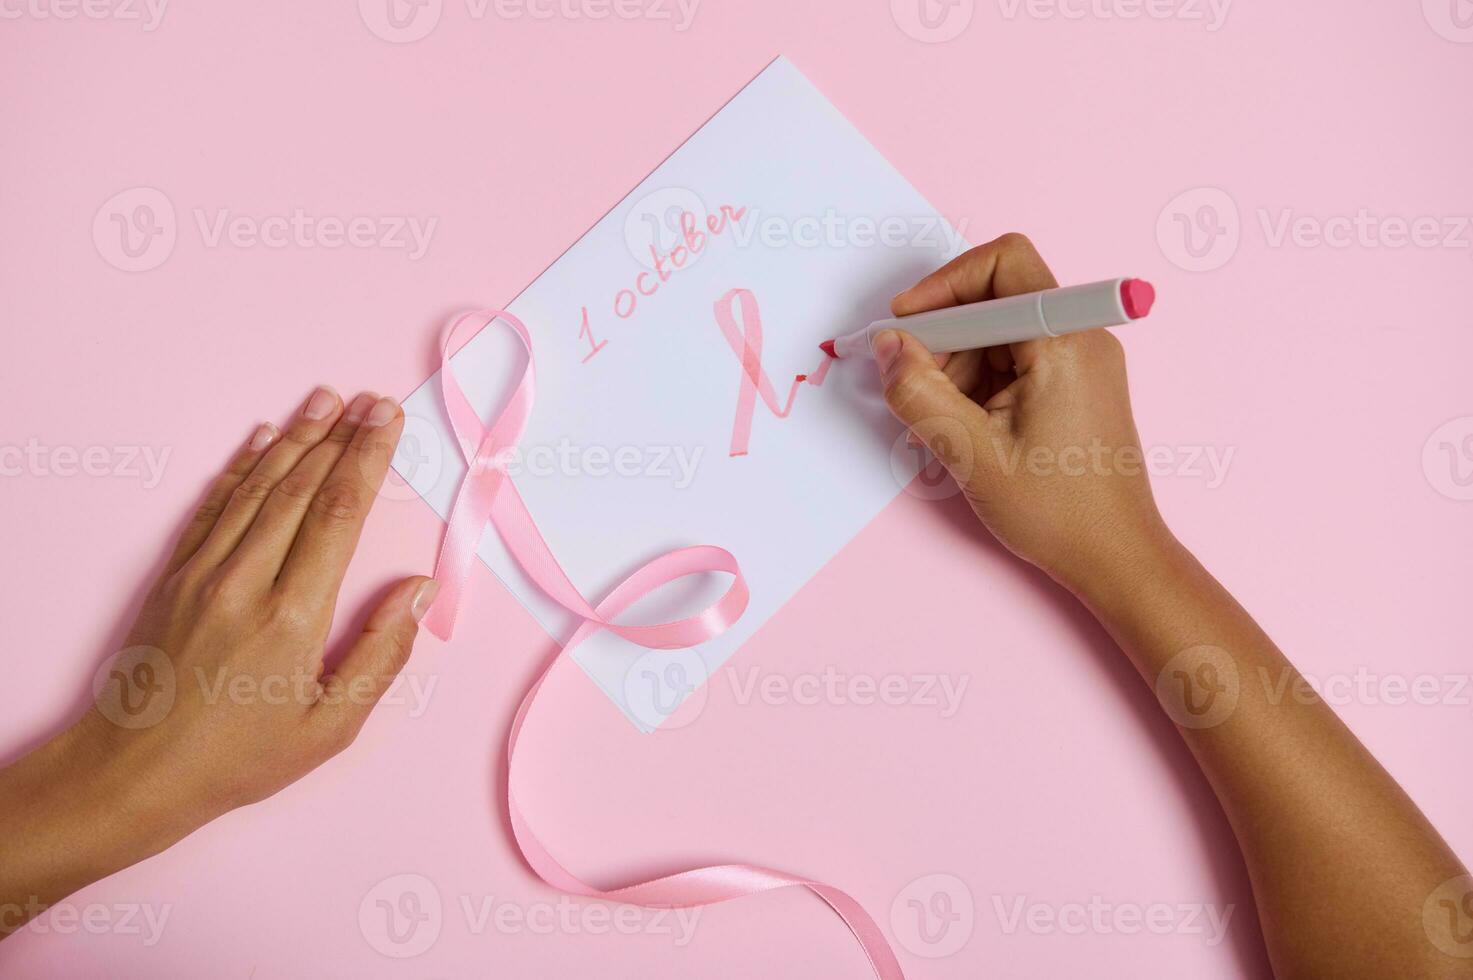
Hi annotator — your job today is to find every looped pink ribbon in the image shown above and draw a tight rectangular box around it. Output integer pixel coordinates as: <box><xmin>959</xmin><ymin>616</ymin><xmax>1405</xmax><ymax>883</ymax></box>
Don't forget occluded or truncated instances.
<box><xmin>424</xmin><ymin>310</ymin><xmax>905</xmax><ymax>980</ymax></box>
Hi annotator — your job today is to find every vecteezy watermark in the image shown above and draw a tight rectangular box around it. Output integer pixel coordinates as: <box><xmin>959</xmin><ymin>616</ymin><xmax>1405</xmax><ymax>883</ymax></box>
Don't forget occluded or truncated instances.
<box><xmin>1156</xmin><ymin>187</ymin><xmax>1241</xmax><ymax>272</ymax></box>
<box><xmin>1158</xmin><ymin>186</ymin><xmax>1473</xmax><ymax>272</ymax></box>
<box><xmin>90</xmin><ymin>656</ymin><xmax>438</xmax><ymax>730</ymax></box>
<box><xmin>92</xmin><ymin>186</ymin><xmax>438</xmax><ymax>272</ymax></box>
<box><xmin>719</xmin><ymin>209</ymin><xmax>969</xmax><ymax>253</ymax></box>
<box><xmin>1423</xmin><ymin>417</ymin><xmax>1473</xmax><ymax>502</ymax></box>
<box><xmin>93</xmin><ymin>187</ymin><xmax>177</xmax><ymax>272</ymax></box>
<box><xmin>358</xmin><ymin>0</ymin><xmax>700</xmax><ymax>42</ymax></box>
<box><xmin>996</xmin><ymin>0</ymin><xmax>1231</xmax><ymax>31</ymax></box>
<box><xmin>193</xmin><ymin>209</ymin><xmax>436</xmax><ymax>260</ymax></box>
<box><xmin>457</xmin><ymin>894</ymin><xmax>700</xmax><ymax>944</ymax></box>
<box><xmin>1423</xmin><ymin>874</ymin><xmax>1473</xmax><ymax>959</ymax></box>
<box><xmin>193</xmin><ymin>666</ymin><xmax>438</xmax><ymax>719</ymax></box>
<box><xmin>891</xmin><ymin>0</ymin><xmax>976</xmax><ymax>43</ymax></box>
<box><xmin>992</xmin><ymin>439</ymin><xmax>1236</xmax><ymax>488</ymax></box>
<box><xmin>891</xmin><ymin>874</ymin><xmax>975</xmax><ymax>957</ymax></box>
<box><xmin>1</xmin><ymin>897</ymin><xmax>171</xmax><ymax>946</ymax></box>
<box><xmin>1257</xmin><ymin>208</ymin><xmax>1473</xmax><ymax>252</ymax></box>
<box><xmin>357</xmin><ymin>873</ymin><xmax>700</xmax><ymax>957</ymax></box>
<box><xmin>623</xmin><ymin>650</ymin><xmax>710</xmax><ymax>731</ymax></box>
<box><xmin>359</xmin><ymin>874</ymin><xmax>443</xmax><ymax>958</ymax></box>
<box><xmin>1257</xmin><ymin>666</ymin><xmax>1473</xmax><ymax>710</ymax></box>
<box><xmin>0</xmin><ymin>440</ymin><xmax>172</xmax><ymax>488</ymax></box>
<box><xmin>1423</xmin><ymin>0</ymin><xmax>1473</xmax><ymax>43</ymax></box>
<box><xmin>383</xmin><ymin>425</ymin><xmax>705</xmax><ymax>503</ymax></box>
<box><xmin>621</xmin><ymin>189</ymin><xmax>970</xmax><ymax>270</ymax></box>
<box><xmin>726</xmin><ymin>666</ymin><xmax>971</xmax><ymax>718</ymax></box>
<box><xmin>991</xmin><ymin>895</ymin><xmax>1235</xmax><ymax>945</ymax></box>
<box><xmin>890</xmin><ymin>417</ymin><xmax>977</xmax><ymax>501</ymax></box>
<box><xmin>497</xmin><ymin>439</ymin><xmax>705</xmax><ymax>490</ymax></box>
<box><xmin>0</xmin><ymin>0</ymin><xmax>168</xmax><ymax>30</ymax></box>
<box><xmin>891</xmin><ymin>428</ymin><xmax>1238</xmax><ymax>499</ymax></box>
<box><xmin>1154</xmin><ymin>645</ymin><xmax>1239</xmax><ymax>730</ymax></box>
<box><xmin>92</xmin><ymin>646</ymin><xmax>176</xmax><ymax>730</ymax></box>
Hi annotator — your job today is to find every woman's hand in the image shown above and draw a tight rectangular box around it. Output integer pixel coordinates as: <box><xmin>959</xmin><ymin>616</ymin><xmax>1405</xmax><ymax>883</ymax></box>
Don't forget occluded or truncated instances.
<box><xmin>876</xmin><ymin>233</ymin><xmax>1171</xmax><ymax>590</ymax></box>
<box><xmin>883</xmin><ymin>235</ymin><xmax>1471</xmax><ymax>979</ymax></box>
<box><xmin>1</xmin><ymin>387</ymin><xmax>436</xmax><ymax>936</ymax></box>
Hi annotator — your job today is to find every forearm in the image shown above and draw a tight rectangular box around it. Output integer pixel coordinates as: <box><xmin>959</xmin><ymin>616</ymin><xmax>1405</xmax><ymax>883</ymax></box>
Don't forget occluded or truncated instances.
<box><xmin>1065</xmin><ymin>532</ymin><xmax>1469</xmax><ymax>979</ymax></box>
<box><xmin>0</xmin><ymin>717</ymin><xmax>181</xmax><ymax>939</ymax></box>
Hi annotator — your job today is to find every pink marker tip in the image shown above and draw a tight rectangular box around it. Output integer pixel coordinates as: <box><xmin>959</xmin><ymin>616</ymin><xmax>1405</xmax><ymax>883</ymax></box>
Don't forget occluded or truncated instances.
<box><xmin>819</xmin><ymin>339</ymin><xmax>837</xmax><ymax>358</ymax></box>
<box><xmin>1121</xmin><ymin>279</ymin><xmax>1156</xmax><ymax>319</ymax></box>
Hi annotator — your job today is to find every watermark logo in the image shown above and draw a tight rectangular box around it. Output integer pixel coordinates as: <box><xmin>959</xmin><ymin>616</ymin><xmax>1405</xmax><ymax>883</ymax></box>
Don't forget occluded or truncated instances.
<box><xmin>0</xmin><ymin>440</ymin><xmax>172</xmax><ymax>488</ymax></box>
<box><xmin>92</xmin><ymin>646</ymin><xmax>175</xmax><ymax>730</ymax></box>
<box><xmin>622</xmin><ymin>650</ymin><xmax>710</xmax><ymax>730</ymax></box>
<box><xmin>360</xmin><ymin>0</ymin><xmax>700</xmax><ymax>40</ymax></box>
<box><xmin>359</xmin><ymin>0</ymin><xmax>443</xmax><ymax>42</ymax></box>
<box><xmin>499</xmin><ymin>439</ymin><xmax>705</xmax><ymax>489</ymax></box>
<box><xmin>1154</xmin><ymin>645</ymin><xmax>1238</xmax><ymax>729</ymax></box>
<box><xmin>1161</xmin><ymin>191</ymin><xmax>1473</xmax><ymax>270</ymax></box>
<box><xmin>890</xmin><ymin>417</ymin><xmax>973</xmax><ymax>500</ymax></box>
<box><xmin>625</xmin><ymin>186</ymin><xmax>711</xmax><ymax>270</ymax></box>
<box><xmin>1257</xmin><ymin>666</ymin><xmax>1473</xmax><ymax>710</ymax></box>
<box><xmin>93</xmin><ymin>189</ymin><xmax>437</xmax><ymax>270</ymax></box>
<box><xmin>1423</xmin><ymin>0</ymin><xmax>1473</xmax><ymax>42</ymax></box>
<box><xmin>0</xmin><ymin>0</ymin><xmax>169</xmax><ymax>30</ymax></box>
<box><xmin>727</xmin><ymin>666</ymin><xmax>971</xmax><ymax>717</ymax></box>
<box><xmin>193</xmin><ymin>208</ymin><xmax>437</xmax><ymax>259</ymax></box>
<box><xmin>381</xmin><ymin>414</ymin><xmax>448</xmax><ymax>502</ymax></box>
<box><xmin>1</xmin><ymin>898</ymin><xmax>171</xmax><ymax>946</ymax></box>
<box><xmin>1422</xmin><ymin>417</ymin><xmax>1473</xmax><ymax>501</ymax></box>
<box><xmin>891</xmin><ymin>873</ymin><xmax>974</xmax><ymax>957</ymax></box>
<box><xmin>993</xmin><ymin>438</ymin><xmax>1236</xmax><ymax>489</ymax></box>
<box><xmin>1258</xmin><ymin>209</ymin><xmax>1472</xmax><ymax>251</ymax></box>
<box><xmin>191</xmin><ymin>666</ymin><xmax>438</xmax><ymax>718</ymax></box>
<box><xmin>458</xmin><ymin>894</ymin><xmax>701</xmax><ymax>941</ymax></box>
<box><xmin>892</xmin><ymin>0</ymin><xmax>975</xmax><ymax>42</ymax></box>
<box><xmin>1423</xmin><ymin>875</ymin><xmax>1473</xmax><ymax>958</ymax></box>
<box><xmin>996</xmin><ymin>0</ymin><xmax>1232</xmax><ymax>31</ymax></box>
<box><xmin>359</xmin><ymin>873</ymin><xmax>443</xmax><ymax>957</ymax></box>
<box><xmin>94</xmin><ymin>187</ymin><xmax>177</xmax><ymax>273</ymax></box>
<box><xmin>992</xmin><ymin>895</ymin><xmax>1234</xmax><ymax>944</ymax></box>
<box><xmin>1157</xmin><ymin>187</ymin><xmax>1240</xmax><ymax>272</ymax></box>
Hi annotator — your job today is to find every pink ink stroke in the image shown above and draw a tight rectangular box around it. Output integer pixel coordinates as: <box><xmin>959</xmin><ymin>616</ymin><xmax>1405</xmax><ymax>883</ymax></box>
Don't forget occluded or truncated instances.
<box><xmin>713</xmin><ymin>287</ymin><xmax>834</xmax><ymax>457</ymax></box>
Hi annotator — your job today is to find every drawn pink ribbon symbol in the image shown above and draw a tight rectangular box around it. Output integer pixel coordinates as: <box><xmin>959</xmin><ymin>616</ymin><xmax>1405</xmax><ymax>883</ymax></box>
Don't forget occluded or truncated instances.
<box><xmin>714</xmin><ymin>287</ymin><xmax>832</xmax><ymax>457</ymax></box>
<box><xmin>424</xmin><ymin>308</ymin><xmax>904</xmax><ymax>980</ymax></box>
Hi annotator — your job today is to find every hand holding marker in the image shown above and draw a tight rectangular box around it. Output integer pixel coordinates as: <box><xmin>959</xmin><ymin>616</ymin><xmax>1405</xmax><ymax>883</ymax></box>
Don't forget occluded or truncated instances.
<box><xmin>820</xmin><ymin>278</ymin><xmax>1156</xmax><ymax>359</ymax></box>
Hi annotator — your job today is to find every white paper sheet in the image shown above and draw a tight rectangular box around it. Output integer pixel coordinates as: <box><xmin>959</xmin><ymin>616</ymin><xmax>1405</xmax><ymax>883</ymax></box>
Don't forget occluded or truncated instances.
<box><xmin>394</xmin><ymin>56</ymin><xmax>968</xmax><ymax>730</ymax></box>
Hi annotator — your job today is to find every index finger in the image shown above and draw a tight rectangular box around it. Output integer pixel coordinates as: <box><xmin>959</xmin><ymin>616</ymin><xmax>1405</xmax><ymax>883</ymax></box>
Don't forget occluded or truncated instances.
<box><xmin>275</xmin><ymin>396</ymin><xmax>404</xmax><ymax>607</ymax></box>
<box><xmin>891</xmin><ymin>233</ymin><xmax>1059</xmax><ymax>316</ymax></box>
<box><xmin>891</xmin><ymin>233</ymin><xmax>1060</xmax><ymax>376</ymax></box>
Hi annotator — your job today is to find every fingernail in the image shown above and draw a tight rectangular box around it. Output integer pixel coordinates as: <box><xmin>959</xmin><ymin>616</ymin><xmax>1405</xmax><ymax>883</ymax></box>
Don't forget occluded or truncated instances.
<box><xmin>872</xmin><ymin>330</ymin><xmax>902</xmax><ymax>374</ymax></box>
<box><xmin>248</xmin><ymin>422</ymin><xmax>278</xmax><ymax>451</ymax></box>
<box><xmin>344</xmin><ymin>392</ymin><xmax>378</xmax><ymax>425</ymax></box>
<box><xmin>303</xmin><ymin>386</ymin><xmax>338</xmax><ymax>420</ymax></box>
<box><xmin>364</xmin><ymin>396</ymin><xmax>399</xmax><ymax>428</ymax></box>
<box><xmin>410</xmin><ymin>580</ymin><xmax>440</xmax><ymax>623</ymax></box>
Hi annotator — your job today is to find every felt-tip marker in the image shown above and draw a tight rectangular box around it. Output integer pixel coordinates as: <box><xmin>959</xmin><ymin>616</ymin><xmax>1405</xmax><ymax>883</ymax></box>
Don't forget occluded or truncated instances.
<box><xmin>819</xmin><ymin>278</ymin><xmax>1156</xmax><ymax>359</ymax></box>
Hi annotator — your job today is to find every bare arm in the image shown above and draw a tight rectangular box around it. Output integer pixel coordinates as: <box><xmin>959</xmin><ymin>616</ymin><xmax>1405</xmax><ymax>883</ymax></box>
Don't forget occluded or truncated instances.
<box><xmin>875</xmin><ymin>233</ymin><xmax>1472</xmax><ymax>979</ymax></box>
<box><xmin>0</xmin><ymin>388</ymin><xmax>434</xmax><ymax>939</ymax></box>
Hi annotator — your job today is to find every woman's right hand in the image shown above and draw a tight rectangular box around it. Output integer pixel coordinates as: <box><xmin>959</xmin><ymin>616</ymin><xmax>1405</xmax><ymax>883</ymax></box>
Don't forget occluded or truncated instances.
<box><xmin>874</xmin><ymin>233</ymin><xmax>1173</xmax><ymax>591</ymax></box>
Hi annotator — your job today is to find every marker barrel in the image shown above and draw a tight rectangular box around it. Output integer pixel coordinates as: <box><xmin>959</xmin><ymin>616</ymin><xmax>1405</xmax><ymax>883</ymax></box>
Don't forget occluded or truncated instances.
<box><xmin>833</xmin><ymin>277</ymin><xmax>1140</xmax><ymax>358</ymax></box>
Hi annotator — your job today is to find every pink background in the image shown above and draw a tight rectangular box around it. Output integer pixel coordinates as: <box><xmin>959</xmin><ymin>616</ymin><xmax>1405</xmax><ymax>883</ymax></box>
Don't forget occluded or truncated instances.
<box><xmin>3</xmin><ymin>1</ymin><xmax>1471</xmax><ymax>977</ymax></box>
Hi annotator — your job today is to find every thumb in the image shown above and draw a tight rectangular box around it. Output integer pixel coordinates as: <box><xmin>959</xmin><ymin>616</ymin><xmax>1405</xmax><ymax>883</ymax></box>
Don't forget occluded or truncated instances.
<box><xmin>315</xmin><ymin>576</ymin><xmax>438</xmax><ymax>742</ymax></box>
<box><xmin>874</xmin><ymin>329</ymin><xmax>987</xmax><ymax>434</ymax></box>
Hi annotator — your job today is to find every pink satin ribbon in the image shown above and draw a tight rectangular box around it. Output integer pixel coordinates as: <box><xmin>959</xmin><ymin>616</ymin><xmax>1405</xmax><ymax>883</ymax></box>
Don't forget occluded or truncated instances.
<box><xmin>424</xmin><ymin>309</ymin><xmax>904</xmax><ymax>980</ymax></box>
